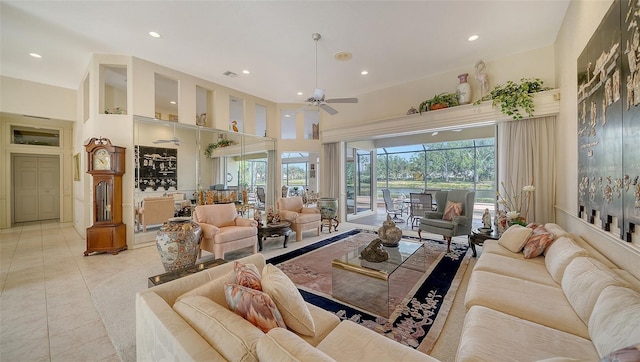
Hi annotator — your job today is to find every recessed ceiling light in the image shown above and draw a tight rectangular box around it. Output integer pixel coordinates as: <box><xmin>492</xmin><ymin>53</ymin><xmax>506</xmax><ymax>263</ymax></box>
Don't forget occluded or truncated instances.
<box><xmin>468</xmin><ymin>34</ymin><xmax>479</xmax><ymax>42</ymax></box>
<box><xmin>431</xmin><ymin>131</ymin><xmax>439</xmax><ymax>136</ymax></box>
<box><xmin>242</xmin><ymin>70</ymin><xmax>250</xmax><ymax>74</ymax></box>
<box><xmin>361</xmin><ymin>70</ymin><xmax>369</xmax><ymax>75</ymax></box>
<box><xmin>284</xmin><ymin>114</ymin><xmax>291</xmax><ymax>117</ymax></box>
<box><xmin>297</xmin><ymin>91</ymin><xmax>303</xmax><ymax>96</ymax></box>
<box><xmin>149</xmin><ymin>31</ymin><xmax>162</xmax><ymax>38</ymax></box>
<box><xmin>170</xmin><ymin>101</ymin><xmax>176</xmax><ymax>105</ymax></box>
<box><xmin>334</xmin><ymin>51</ymin><xmax>352</xmax><ymax>61</ymax></box>
<box><xmin>29</xmin><ymin>53</ymin><xmax>42</xmax><ymax>59</ymax></box>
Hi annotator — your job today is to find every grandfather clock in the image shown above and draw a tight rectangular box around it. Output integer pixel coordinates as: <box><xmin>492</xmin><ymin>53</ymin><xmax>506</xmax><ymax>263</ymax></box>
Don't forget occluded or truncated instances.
<box><xmin>84</xmin><ymin>137</ymin><xmax>127</xmax><ymax>256</ymax></box>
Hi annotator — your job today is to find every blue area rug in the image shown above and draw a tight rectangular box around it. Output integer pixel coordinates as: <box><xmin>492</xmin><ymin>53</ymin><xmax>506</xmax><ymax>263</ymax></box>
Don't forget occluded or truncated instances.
<box><xmin>267</xmin><ymin>229</ymin><xmax>469</xmax><ymax>353</ymax></box>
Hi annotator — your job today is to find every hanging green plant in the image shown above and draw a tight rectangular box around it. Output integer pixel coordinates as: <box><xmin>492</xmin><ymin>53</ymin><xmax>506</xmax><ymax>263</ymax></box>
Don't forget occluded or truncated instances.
<box><xmin>475</xmin><ymin>78</ymin><xmax>550</xmax><ymax>120</ymax></box>
<box><xmin>204</xmin><ymin>139</ymin><xmax>234</xmax><ymax>158</ymax></box>
<box><xmin>418</xmin><ymin>92</ymin><xmax>459</xmax><ymax>113</ymax></box>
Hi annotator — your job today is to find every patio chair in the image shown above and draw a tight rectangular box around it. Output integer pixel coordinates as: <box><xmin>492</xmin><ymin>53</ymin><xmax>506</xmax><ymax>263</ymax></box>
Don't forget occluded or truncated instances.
<box><xmin>382</xmin><ymin>188</ymin><xmax>403</xmax><ymax>223</ymax></box>
<box><xmin>408</xmin><ymin>192</ymin><xmax>433</xmax><ymax>229</ymax></box>
<box><xmin>255</xmin><ymin>186</ymin><xmax>266</xmax><ymax>210</ymax></box>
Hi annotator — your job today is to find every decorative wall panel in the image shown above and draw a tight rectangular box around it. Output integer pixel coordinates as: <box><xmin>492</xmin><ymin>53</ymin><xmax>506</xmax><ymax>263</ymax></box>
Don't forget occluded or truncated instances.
<box><xmin>134</xmin><ymin>146</ymin><xmax>178</xmax><ymax>191</ymax></box>
<box><xmin>578</xmin><ymin>0</ymin><xmax>640</xmax><ymax>241</ymax></box>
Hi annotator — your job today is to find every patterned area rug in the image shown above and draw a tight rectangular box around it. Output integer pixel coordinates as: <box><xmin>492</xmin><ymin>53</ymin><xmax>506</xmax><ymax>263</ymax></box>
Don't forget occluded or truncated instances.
<box><xmin>267</xmin><ymin>229</ymin><xmax>470</xmax><ymax>354</ymax></box>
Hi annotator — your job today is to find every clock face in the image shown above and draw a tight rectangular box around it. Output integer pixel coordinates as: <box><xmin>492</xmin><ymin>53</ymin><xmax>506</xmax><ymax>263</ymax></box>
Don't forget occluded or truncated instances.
<box><xmin>93</xmin><ymin>148</ymin><xmax>111</xmax><ymax>170</ymax></box>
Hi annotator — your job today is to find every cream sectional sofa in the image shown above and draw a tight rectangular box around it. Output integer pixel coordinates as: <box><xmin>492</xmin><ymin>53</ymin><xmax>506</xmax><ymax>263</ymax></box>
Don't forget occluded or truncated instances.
<box><xmin>457</xmin><ymin>223</ymin><xmax>640</xmax><ymax>361</ymax></box>
<box><xmin>136</xmin><ymin>253</ymin><xmax>438</xmax><ymax>361</ymax></box>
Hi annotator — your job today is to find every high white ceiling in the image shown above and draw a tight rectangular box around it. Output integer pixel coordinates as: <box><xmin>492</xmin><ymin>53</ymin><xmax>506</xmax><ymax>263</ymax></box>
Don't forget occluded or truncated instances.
<box><xmin>1</xmin><ymin>1</ymin><xmax>570</xmax><ymax>104</ymax></box>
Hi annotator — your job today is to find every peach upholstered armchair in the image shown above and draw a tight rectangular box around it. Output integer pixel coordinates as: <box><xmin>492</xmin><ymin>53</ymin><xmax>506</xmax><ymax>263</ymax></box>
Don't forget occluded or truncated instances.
<box><xmin>192</xmin><ymin>203</ymin><xmax>258</xmax><ymax>259</ymax></box>
<box><xmin>137</xmin><ymin>197</ymin><xmax>175</xmax><ymax>232</ymax></box>
<box><xmin>276</xmin><ymin>196</ymin><xmax>321</xmax><ymax>242</ymax></box>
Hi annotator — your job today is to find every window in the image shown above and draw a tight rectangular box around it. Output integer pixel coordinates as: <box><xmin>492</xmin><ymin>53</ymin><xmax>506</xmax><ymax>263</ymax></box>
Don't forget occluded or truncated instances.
<box><xmin>11</xmin><ymin>126</ymin><xmax>60</xmax><ymax>147</ymax></box>
<box><xmin>281</xmin><ymin>152</ymin><xmax>309</xmax><ymax>188</ymax></box>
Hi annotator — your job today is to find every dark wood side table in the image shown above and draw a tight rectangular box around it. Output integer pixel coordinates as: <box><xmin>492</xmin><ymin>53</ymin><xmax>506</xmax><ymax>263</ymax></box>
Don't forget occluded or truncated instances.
<box><xmin>148</xmin><ymin>256</ymin><xmax>227</xmax><ymax>287</ymax></box>
<box><xmin>468</xmin><ymin>228</ymin><xmax>500</xmax><ymax>257</ymax></box>
<box><xmin>321</xmin><ymin>216</ymin><xmax>339</xmax><ymax>233</ymax></box>
<box><xmin>257</xmin><ymin>221</ymin><xmax>292</xmax><ymax>250</ymax></box>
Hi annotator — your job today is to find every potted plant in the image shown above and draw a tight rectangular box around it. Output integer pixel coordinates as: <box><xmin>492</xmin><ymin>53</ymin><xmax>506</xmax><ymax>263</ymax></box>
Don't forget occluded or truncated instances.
<box><xmin>204</xmin><ymin>139</ymin><xmax>235</xmax><ymax>158</ymax></box>
<box><xmin>418</xmin><ymin>92</ymin><xmax>459</xmax><ymax>113</ymax></box>
<box><xmin>476</xmin><ymin>78</ymin><xmax>550</xmax><ymax>120</ymax></box>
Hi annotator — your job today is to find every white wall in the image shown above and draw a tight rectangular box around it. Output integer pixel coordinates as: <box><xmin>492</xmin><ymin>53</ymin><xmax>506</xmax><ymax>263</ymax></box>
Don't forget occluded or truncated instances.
<box><xmin>554</xmin><ymin>0</ymin><xmax>640</xmax><ymax>273</ymax></box>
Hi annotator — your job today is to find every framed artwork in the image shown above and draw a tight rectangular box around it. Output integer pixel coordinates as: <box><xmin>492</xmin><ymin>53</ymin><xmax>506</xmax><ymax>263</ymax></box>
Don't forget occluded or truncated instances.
<box><xmin>73</xmin><ymin>153</ymin><xmax>80</xmax><ymax>181</ymax></box>
<box><xmin>135</xmin><ymin>146</ymin><xmax>178</xmax><ymax>191</ymax></box>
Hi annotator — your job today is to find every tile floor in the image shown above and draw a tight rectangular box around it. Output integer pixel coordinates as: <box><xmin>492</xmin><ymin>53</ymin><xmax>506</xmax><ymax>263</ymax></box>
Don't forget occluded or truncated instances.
<box><xmin>0</xmin><ymin>216</ymin><xmax>470</xmax><ymax>361</ymax></box>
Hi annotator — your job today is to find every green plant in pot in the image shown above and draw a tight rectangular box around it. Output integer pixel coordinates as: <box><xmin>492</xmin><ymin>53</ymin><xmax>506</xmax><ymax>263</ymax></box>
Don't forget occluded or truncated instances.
<box><xmin>204</xmin><ymin>139</ymin><xmax>234</xmax><ymax>158</ymax></box>
<box><xmin>475</xmin><ymin>78</ymin><xmax>550</xmax><ymax>120</ymax></box>
<box><xmin>418</xmin><ymin>92</ymin><xmax>459</xmax><ymax>113</ymax></box>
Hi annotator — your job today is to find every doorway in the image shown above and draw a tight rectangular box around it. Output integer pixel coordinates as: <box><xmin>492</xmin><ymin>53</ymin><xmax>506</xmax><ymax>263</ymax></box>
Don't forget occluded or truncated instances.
<box><xmin>346</xmin><ymin>147</ymin><xmax>373</xmax><ymax>218</ymax></box>
<box><xmin>12</xmin><ymin>155</ymin><xmax>60</xmax><ymax>223</ymax></box>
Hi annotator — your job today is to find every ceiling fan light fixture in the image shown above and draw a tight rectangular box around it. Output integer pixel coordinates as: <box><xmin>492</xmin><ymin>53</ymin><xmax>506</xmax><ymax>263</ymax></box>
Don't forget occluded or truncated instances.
<box><xmin>334</xmin><ymin>51</ymin><xmax>352</xmax><ymax>61</ymax></box>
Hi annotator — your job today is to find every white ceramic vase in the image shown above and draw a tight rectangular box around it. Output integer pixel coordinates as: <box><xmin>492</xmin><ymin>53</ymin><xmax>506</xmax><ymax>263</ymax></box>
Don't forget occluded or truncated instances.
<box><xmin>457</xmin><ymin>73</ymin><xmax>472</xmax><ymax>105</ymax></box>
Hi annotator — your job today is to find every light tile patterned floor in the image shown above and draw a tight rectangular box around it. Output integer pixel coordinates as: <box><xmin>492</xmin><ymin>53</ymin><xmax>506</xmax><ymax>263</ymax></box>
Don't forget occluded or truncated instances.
<box><xmin>0</xmin><ymin>214</ymin><xmax>468</xmax><ymax>361</ymax></box>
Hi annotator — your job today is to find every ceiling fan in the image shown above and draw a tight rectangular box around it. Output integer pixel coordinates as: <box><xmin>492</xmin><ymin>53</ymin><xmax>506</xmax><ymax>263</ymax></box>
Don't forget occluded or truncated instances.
<box><xmin>153</xmin><ymin>124</ymin><xmax>180</xmax><ymax>146</ymax></box>
<box><xmin>302</xmin><ymin>33</ymin><xmax>358</xmax><ymax>115</ymax></box>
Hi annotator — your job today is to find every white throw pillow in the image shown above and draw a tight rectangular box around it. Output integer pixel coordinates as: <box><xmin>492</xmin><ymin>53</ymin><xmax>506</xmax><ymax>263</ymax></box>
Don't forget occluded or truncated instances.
<box><xmin>497</xmin><ymin>225</ymin><xmax>533</xmax><ymax>253</ymax></box>
<box><xmin>262</xmin><ymin>264</ymin><xmax>316</xmax><ymax>337</ymax></box>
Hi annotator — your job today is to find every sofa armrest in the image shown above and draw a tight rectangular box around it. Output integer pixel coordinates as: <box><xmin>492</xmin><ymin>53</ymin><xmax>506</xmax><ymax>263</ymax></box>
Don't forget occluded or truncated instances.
<box><xmin>235</xmin><ymin>218</ymin><xmax>258</xmax><ymax>227</ymax></box>
<box><xmin>197</xmin><ymin>223</ymin><xmax>220</xmax><ymax>239</ymax></box>
<box><xmin>280</xmin><ymin>210</ymin><xmax>299</xmax><ymax>222</ymax></box>
<box><xmin>301</xmin><ymin>207</ymin><xmax>320</xmax><ymax>214</ymax></box>
<box><xmin>423</xmin><ymin>211</ymin><xmax>443</xmax><ymax>219</ymax></box>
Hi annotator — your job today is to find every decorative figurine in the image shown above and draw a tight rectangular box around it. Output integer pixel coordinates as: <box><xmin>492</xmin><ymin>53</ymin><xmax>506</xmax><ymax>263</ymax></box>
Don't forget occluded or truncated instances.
<box><xmin>254</xmin><ymin>209</ymin><xmax>262</xmax><ymax>223</ymax></box>
<box><xmin>495</xmin><ymin>210</ymin><xmax>507</xmax><ymax>234</ymax></box>
<box><xmin>475</xmin><ymin>59</ymin><xmax>489</xmax><ymax>98</ymax></box>
<box><xmin>482</xmin><ymin>208</ymin><xmax>492</xmax><ymax>229</ymax></box>
<box><xmin>406</xmin><ymin>106</ymin><xmax>418</xmax><ymax>115</ymax></box>
<box><xmin>378</xmin><ymin>214</ymin><xmax>402</xmax><ymax>247</ymax></box>
<box><xmin>360</xmin><ymin>238</ymin><xmax>389</xmax><ymax>262</ymax></box>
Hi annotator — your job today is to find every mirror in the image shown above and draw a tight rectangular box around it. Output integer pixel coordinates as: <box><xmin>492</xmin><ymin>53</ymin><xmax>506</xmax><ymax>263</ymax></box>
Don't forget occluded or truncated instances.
<box><xmin>133</xmin><ymin>116</ymin><xmax>276</xmax><ymax>246</ymax></box>
<box><xmin>155</xmin><ymin>74</ymin><xmax>179</xmax><ymax>121</ymax></box>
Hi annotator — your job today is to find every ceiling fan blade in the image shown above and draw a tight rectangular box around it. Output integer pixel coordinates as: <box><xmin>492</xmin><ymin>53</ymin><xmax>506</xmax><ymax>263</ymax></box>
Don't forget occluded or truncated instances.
<box><xmin>325</xmin><ymin>97</ymin><xmax>358</xmax><ymax>104</ymax></box>
<box><xmin>319</xmin><ymin>103</ymin><xmax>338</xmax><ymax>115</ymax></box>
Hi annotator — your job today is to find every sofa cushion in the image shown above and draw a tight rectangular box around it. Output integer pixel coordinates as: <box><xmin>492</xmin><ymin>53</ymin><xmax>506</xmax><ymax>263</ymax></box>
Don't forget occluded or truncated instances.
<box><xmin>297</xmin><ymin>303</ymin><xmax>341</xmax><ymax>347</ymax></box>
<box><xmin>472</xmin><ymin>252</ymin><xmax>557</xmax><ymax>286</ymax></box>
<box><xmin>589</xmin><ymin>286</ymin><xmax>640</xmax><ymax>357</ymax></box>
<box><xmin>456</xmin><ymin>306</ymin><xmax>599</xmax><ymax>362</ymax></box>
<box><xmin>612</xmin><ymin>269</ymin><xmax>640</xmax><ymax>293</ymax></box>
<box><xmin>442</xmin><ymin>200</ymin><xmax>463</xmax><ymax>221</ymax></box>
<box><xmin>599</xmin><ymin>343</ymin><xmax>640</xmax><ymax>362</ymax></box>
<box><xmin>225</xmin><ymin>283</ymin><xmax>287</xmax><ymax>333</ymax></box>
<box><xmin>256</xmin><ymin>328</ymin><xmax>335</xmax><ymax>362</ymax></box>
<box><xmin>216</xmin><ymin>226</ymin><xmax>259</xmax><ymax>243</ymax></box>
<box><xmin>498</xmin><ymin>225</ymin><xmax>533</xmax><ymax>253</ymax></box>
<box><xmin>481</xmin><ymin>239</ymin><xmax>546</xmax><ymax>264</ymax></box>
<box><xmin>235</xmin><ymin>261</ymin><xmax>263</xmax><ymax>291</ymax></box>
<box><xmin>280</xmin><ymin>197</ymin><xmax>303</xmax><ymax>212</ymax></box>
<box><xmin>544</xmin><ymin>236</ymin><xmax>589</xmax><ymax>284</ymax></box>
<box><xmin>194</xmin><ymin>203</ymin><xmax>237</xmax><ymax>227</ymax></box>
<box><xmin>172</xmin><ymin>295</ymin><xmax>263</xmax><ymax>362</ymax></box>
<box><xmin>562</xmin><ymin>257</ymin><xmax>629</xmax><ymax>324</ymax></box>
<box><xmin>464</xmin><ymin>270</ymin><xmax>589</xmax><ymax>338</ymax></box>
<box><xmin>262</xmin><ymin>264</ymin><xmax>316</xmax><ymax>337</ymax></box>
<box><xmin>317</xmin><ymin>320</ymin><xmax>439</xmax><ymax>362</ymax></box>
<box><xmin>176</xmin><ymin>270</ymin><xmax>235</xmax><ymax>308</ymax></box>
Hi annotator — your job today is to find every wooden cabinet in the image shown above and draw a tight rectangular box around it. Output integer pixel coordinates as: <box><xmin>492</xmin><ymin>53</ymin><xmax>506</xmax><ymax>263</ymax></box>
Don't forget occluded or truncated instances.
<box><xmin>84</xmin><ymin>137</ymin><xmax>127</xmax><ymax>255</ymax></box>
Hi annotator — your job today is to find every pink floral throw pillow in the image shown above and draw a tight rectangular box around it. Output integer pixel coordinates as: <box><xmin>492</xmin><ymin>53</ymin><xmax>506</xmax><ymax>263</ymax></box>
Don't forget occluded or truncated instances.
<box><xmin>224</xmin><ymin>283</ymin><xmax>286</xmax><ymax>333</ymax></box>
<box><xmin>442</xmin><ymin>201</ymin><xmax>463</xmax><ymax>221</ymax></box>
<box><xmin>234</xmin><ymin>261</ymin><xmax>262</xmax><ymax>291</ymax></box>
<box><xmin>523</xmin><ymin>224</ymin><xmax>555</xmax><ymax>258</ymax></box>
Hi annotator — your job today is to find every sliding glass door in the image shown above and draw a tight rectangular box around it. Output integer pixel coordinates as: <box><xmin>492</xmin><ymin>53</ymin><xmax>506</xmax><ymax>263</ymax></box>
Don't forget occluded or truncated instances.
<box><xmin>346</xmin><ymin>146</ymin><xmax>373</xmax><ymax>218</ymax></box>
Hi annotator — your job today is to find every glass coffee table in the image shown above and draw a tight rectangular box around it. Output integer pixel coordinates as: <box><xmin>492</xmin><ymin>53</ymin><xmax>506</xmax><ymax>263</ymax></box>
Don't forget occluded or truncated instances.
<box><xmin>331</xmin><ymin>239</ymin><xmax>425</xmax><ymax>317</ymax></box>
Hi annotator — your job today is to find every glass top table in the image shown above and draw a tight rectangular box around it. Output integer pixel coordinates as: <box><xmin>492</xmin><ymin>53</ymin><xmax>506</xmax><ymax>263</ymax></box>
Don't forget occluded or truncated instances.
<box><xmin>331</xmin><ymin>239</ymin><xmax>425</xmax><ymax>317</ymax></box>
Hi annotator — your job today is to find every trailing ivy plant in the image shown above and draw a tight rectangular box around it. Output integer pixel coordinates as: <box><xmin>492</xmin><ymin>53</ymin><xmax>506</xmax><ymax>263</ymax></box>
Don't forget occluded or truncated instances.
<box><xmin>204</xmin><ymin>139</ymin><xmax>234</xmax><ymax>158</ymax></box>
<box><xmin>475</xmin><ymin>78</ymin><xmax>550</xmax><ymax>120</ymax></box>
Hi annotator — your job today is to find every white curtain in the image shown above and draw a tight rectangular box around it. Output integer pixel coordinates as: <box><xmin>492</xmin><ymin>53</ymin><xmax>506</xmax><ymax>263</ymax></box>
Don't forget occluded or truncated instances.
<box><xmin>497</xmin><ymin>115</ymin><xmax>556</xmax><ymax>224</ymax></box>
<box><xmin>267</xmin><ymin>150</ymin><xmax>278</xmax><ymax>207</ymax></box>
<box><xmin>322</xmin><ymin>143</ymin><xmax>340</xmax><ymax>198</ymax></box>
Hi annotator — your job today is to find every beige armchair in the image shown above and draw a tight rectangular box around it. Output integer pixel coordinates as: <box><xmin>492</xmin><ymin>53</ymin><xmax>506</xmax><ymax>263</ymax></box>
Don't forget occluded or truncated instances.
<box><xmin>193</xmin><ymin>203</ymin><xmax>258</xmax><ymax>259</ymax></box>
<box><xmin>137</xmin><ymin>197</ymin><xmax>175</xmax><ymax>232</ymax></box>
<box><xmin>277</xmin><ymin>196</ymin><xmax>321</xmax><ymax>242</ymax></box>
